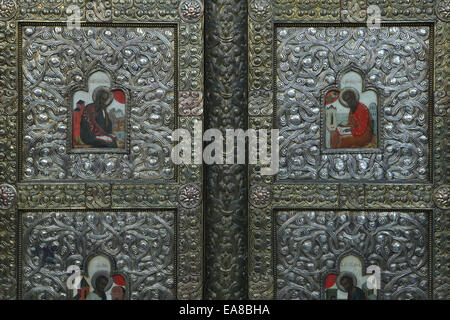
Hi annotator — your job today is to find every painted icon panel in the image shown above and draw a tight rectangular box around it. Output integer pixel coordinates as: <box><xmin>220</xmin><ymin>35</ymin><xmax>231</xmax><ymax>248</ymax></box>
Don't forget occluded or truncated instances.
<box><xmin>324</xmin><ymin>255</ymin><xmax>378</xmax><ymax>300</ymax></box>
<box><xmin>324</xmin><ymin>71</ymin><xmax>378</xmax><ymax>150</ymax></box>
<box><xmin>72</xmin><ymin>254</ymin><xmax>128</xmax><ymax>300</ymax></box>
<box><xmin>71</xmin><ymin>71</ymin><xmax>127</xmax><ymax>152</ymax></box>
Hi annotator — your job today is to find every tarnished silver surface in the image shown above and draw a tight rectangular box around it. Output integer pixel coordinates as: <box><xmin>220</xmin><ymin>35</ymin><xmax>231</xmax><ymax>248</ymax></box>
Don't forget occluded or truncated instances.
<box><xmin>276</xmin><ymin>26</ymin><xmax>431</xmax><ymax>181</ymax></box>
<box><xmin>0</xmin><ymin>0</ymin><xmax>446</xmax><ymax>301</ymax></box>
<box><xmin>1</xmin><ymin>0</ymin><xmax>205</xmax><ymax>301</ymax></box>
<box><xmin>433</xmin><ymin>207</ymin><xmax>449</xmax><ymax>299</ymax></box>
<box><xmin>17</xmin><ymin>184</ymin><xmax>85</xmax><ymax>209</ymax></box>
<box><xmin>22</xmin><ymin>210</ymin><xmax>175</xmax><ymax>300</ymax></box>
<box><xmin>86</xmin><ymin>183</ymin><xmax>111</xmax><ymax>209</ymax></box>
<box><xmin>249</xmin><ymin>90</ymin><xmax>272</xmax><ymax>116</ymax></box>
<box><xmin>249</xmin><ymin>0</ymin><xmax>272</xmax><ymax>22</ymax></box>
<box><xmin>86</xmin><ymin>0</ymin><xmax>112</xmax><ymax>22</ymax></box>
<box><xmin>20</xmin><ymin>24</ymin><xmax>176</xmax><ymax>181</ymax></box>
<box><xmin>341</xmin><ymin>0</ymin><xmax>367</xmax><ymax>23</ymax></box>
<box><xmin>276</xmin><ymin>210</ymin><xmax>430</xmax><ymax>300</ymax></box>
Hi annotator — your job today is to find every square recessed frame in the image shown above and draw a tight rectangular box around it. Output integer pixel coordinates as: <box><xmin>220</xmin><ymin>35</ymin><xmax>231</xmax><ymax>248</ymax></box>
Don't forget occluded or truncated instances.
<box><xmin>18</xmin><ymin>22</ymin><xmax>178</xmax><ymax>182</ymax></box>
<box><xmin>274</xmin><ymin>23</ymin><xmax>433</xmax><ymax>182</ymax></box>
<box><xmin>21</xmin><ymin>209</ymin><xmax>177</xmax><ymax>300</ymax></box>
<box><xmin>274</xmin><ymin>209</ymin><xmax>432</xmax><ymax>300</ymax></box>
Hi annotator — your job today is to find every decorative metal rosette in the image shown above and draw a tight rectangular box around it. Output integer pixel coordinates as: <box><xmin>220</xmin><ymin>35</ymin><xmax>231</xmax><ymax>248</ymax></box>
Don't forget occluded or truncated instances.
<box><xmin>436</xmin><ymin>0</ymin><xmax>450</xmax><ymax>22</ymax></box>
<box><xmin>0</xmin><ymin>0</ymin><xmax>17</xmax><ymax>20</ymax></box>
<box><xmin>178</xmin><ymin>183</ymin><xmax>202</xmax><ymax>209</ymax></box>
<box><xmin>249</xmin><ymin>0</ymin><xmax>272</xmax><ymax>22</ymax></box>
<box><xmin>249</xmin><ymin>183</ymin><xmax>273</xmax><ymax>208</ymax></box>
<box><xmin>178</xmin><ymin>0</ymin><xmax>203</xmax><ymax>23</ymax></box>
<box><xmin>0</xmin><ymin>184</ymin><xmax>17</xmax><ymax>210</ymax></box>
<box><xmin>433</xmin><ymin>185</ymin><xmax>450</xmax><ymax>209</ymax></box>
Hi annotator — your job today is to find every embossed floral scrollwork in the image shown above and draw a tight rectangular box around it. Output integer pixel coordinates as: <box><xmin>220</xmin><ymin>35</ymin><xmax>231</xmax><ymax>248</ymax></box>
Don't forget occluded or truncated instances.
<box><xmin>178</xmin><ymin>183</ymin><xmax>202</xmax><ymax>209</ymax></box>
<box><xmin>436</xmin><ymin>0</ymin><xmax>450</xmax><ymax>21</ymax></box>
<box><xmin>277</xmin><ymin>26</ymin><xmax>431</xmax><ymax>181</ymax></box>
<box><xmin>179</xmin><ymin>91</ymin><xmax>203</xmax><ymax>116</ymax></box>
<box><xmin>86</xmin><ymin>0</ymin><xmax>112</xmax><ymax>22</ymax></box>
<box><xmin>341</xmin><ymin>0</ymin><xmax>367</xmax><ymax>23</ymax></box>
<box><xmin>249</xmin><ymin>90</ymin><xmax>272</xmax><ymax>116</ymax></box>
<box><xmin>86</xmin><ymin>183</ymin><xmax>111</xmax><ymax>209</ymax></box>
<box><xmin>22</xmin><ymin>211</ymin><xmax>175</xmax><ymax>300</ymax></box>
<box><xmin>21</xmin><ymin>26</ymin><xmax>176</xmax><ymax>181</ymax></box>
<box><xmin>276</xmin><ymin>210</ymin><xmax>429</xmax><ymax>300</ymax></box>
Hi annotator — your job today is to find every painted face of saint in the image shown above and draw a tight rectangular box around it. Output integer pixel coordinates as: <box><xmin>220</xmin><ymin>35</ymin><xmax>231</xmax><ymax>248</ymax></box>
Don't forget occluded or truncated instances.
<box><xmin>341</xmin><ymin>91</ymin><xmax>358</xmax><ymax>112</ymax></box>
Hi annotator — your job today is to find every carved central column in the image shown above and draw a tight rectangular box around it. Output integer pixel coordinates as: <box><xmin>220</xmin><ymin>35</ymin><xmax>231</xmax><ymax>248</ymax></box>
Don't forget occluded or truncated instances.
<box><xmin>204</xmin><ymin>0</ymin><xmax>248</xmax><ymax>299</ymax></box>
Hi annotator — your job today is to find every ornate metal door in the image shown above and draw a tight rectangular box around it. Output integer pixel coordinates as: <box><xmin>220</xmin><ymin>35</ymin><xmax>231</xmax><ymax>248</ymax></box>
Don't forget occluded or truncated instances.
<box><xmin>0</xmin><ymin>0</ymin><xmax>204</xmax><ymax>300</ymax></box>
<box><xmin>0</xmin><ymin>0</ymin><xmax>448</xmax><ymax>301</ymax></box>
<box><xmin>247</xmin><ymin>0</ymin><xmax>449</xmax><ymax>300</ymax></box>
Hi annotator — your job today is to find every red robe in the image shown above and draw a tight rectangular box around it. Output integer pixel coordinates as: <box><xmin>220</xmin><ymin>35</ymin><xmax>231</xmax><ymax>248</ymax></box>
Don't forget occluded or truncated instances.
<box><xmin>72</xmin><ymin>100</ymin><xmax>85</xmax><ymax>146</ymax></box>
<box><xmin>350</xmin><ymin>102</ymin><xmax>370</xmax><ymax>137</ymax></box>
<box><xmin>331</xmin><ymin>102</ymin><xmax>373</xmax><ymax>148</ymax></box>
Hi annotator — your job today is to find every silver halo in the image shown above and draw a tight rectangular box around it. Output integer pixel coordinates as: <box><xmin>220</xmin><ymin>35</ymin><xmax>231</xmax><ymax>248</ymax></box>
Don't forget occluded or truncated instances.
<box><xmin>339</xmin><ymin>87</ymin><xmax>360</xmax><ymax>108</ymax></box>
<box><xmin>336</xmin><ymin>271</ymin><xmax>358</xmax><ymax>292</ymax></box>
<box><xmin>92</xmin><ymin>86</ymin><xmax>114</xmax><ymax>106</ymax></box>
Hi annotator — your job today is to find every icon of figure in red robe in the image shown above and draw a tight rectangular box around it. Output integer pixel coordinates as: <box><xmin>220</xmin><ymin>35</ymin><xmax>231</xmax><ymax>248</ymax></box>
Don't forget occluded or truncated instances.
<box><xmin>330</xmin><ymin>87</ymin><xmax>374</xmax><ymax>149</ymax></box>
<box><xmin>79</xmin><ymin>86</ymin><xmax>118</xmax><ymax>148</ymax></box>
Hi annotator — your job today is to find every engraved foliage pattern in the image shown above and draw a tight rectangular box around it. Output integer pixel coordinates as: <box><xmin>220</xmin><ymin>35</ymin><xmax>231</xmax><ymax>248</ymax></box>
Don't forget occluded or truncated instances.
<box><xmin>276</xmin><ymin>210</ymin><xmax>429</xmax><ymax>300</ymax></box>
<box><xmin>21</xmin><ymin>25</ymin><xmax>175</xmax><ymax>181</ymax></box>
<box><xmin>277</xmin><ymin>26</ymin><xmax>431</xmax><ymax>181</ymax></box>
<box><xmin>22</xmin><ymin>210</ymin><xmax>175</xmax><ymax>300</ymax></box>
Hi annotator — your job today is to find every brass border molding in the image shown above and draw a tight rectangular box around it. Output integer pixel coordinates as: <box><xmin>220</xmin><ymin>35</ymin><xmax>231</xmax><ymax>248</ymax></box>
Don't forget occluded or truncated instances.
<box><xmin>0</xmin><ymin>184</ymin><xmax>17</xmax><ymax>210</ymax></box>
